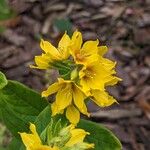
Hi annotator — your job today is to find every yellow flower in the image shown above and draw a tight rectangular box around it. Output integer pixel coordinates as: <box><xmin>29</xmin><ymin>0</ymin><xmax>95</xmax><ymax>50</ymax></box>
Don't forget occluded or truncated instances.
<box><xmin>65</xmin><ymin>125</ymin><xmax>94</xmax><ymax>149</ymax></box>
<box><xmin>42</xmin><ymin>78</ymin><xmax>89</xmax><ymax>125</ymax></box>
<box><xmin>19</xmin><ymin>123</ymin><xmax>59</xmax><ymax>150</ymax></box>
<box><xmin>30</xmin><ymin>32</ymin><xmax>71</xmax><ymax>69</ymax></box>
<box><xmin>70</xmin><ymin>30</ymin><xmax>99</xmax><ymax>65</ymax></box>
<box><xmin>79</xmin><ymin>60</ymin><xmax>120</xmax><ymax>94</ymax></box>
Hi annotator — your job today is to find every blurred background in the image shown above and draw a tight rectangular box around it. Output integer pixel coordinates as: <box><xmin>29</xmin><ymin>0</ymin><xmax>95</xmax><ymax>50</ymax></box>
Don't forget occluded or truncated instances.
<box><xmin>0</xmin><ymin>0</ymin><xmax>149</xmax><ymax>149</ymax></box>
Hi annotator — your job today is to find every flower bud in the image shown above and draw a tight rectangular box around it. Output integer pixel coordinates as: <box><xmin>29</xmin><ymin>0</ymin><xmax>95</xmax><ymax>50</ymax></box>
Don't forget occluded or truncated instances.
<box><xmin>71</xmin><ymin>68</ymin><xmax>78</xmax><ymax>80</ymax></box>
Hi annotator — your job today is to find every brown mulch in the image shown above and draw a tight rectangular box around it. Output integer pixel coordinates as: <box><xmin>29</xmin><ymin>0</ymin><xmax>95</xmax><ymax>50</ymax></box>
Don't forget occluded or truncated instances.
<box><xmin>0</xmin><ymin>0</ymin><xmax>150</xmax><ymax>149</ymax></box>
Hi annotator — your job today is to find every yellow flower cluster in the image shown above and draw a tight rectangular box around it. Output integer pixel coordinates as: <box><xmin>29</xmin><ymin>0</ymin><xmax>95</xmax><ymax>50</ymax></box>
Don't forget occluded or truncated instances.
<box><xmin>31</xmin><ymin>30</ymin><xmax>121</xmax><ymax>125</ymax></box>
<box><xmin>19</xmin><ymin>123</ymin><xmax>94</xmax><ymax>150</ymax></box>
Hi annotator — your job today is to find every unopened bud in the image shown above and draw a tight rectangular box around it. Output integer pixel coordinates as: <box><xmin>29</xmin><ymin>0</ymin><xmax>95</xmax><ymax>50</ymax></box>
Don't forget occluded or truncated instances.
<box><xmin>71</xmin><ymin>68</ymin><xmax>78</xmax><ymax>80</ymax></box>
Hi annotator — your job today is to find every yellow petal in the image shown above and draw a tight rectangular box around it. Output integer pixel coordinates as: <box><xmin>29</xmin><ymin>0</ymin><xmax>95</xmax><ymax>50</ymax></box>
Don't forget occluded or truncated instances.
<box><xmin>58</xmin><ymin>32</ymin><xmax>70</xmax><ymax>48</ymax></box>
<box><xmin>80</xmin><ymin>102</ymin><xmax>90</xmax><ymax>117</ymax></box>
<box><xmin>66</xmin><ymin>128</ymin><xmax>89</xmax><ymax>146</ymax></box>
<box><xmin>72</xmin><ymin>85</ymin><xmax>90</xmax><ymax>117</ymax></box>
<box><xmin>51</xmin><ymin>102</ymin><xmax>64</xmax><ymax>116</ymax></box>
<box><xmin>58</xmin><ymin>78</ymin><xmax>72</xmax><ymax>84</ymax></box>
<box><xmin>58</xmin><ymin>32</ymin><xmax>71</xmax><ymax>59</ymax></box>
<box><xmin>19</xmin><ymin>123</ymin><xmax>41</xmax><ymax>149</ymax></box>
<box><xmin>33</xmin><ymin>54</ymin><xmax>51</xmax><ymax>69</ymax></box>
<box><xmin>42</xmin><ymin>82</ymin><xmax>60</xmax><ymax>97</ymax></box>
<box><xmin>99</xmin><ymin>57</ymin><xmax>116</xmax><ymax>70</ymax></box>
<box><xmin>91</xmin><ymin>90</ymin><xmax>117</xmax><ymax>107</ymax></box>
<box><xmin>51</xmin><ymin>102</ymin><xmax>59</xmax><ymax>116</ymax></box>
<box><xmin>40</xmin><ymin>39</ymin><xmax>60</xmax><ymax>59</ymax></box>
<box><xmin>81</xmin><ymin>40</ymin><xmax>99</xmax><ymax>56</ymax></box>
<box><xmin>72</xmin><ymin>85</ymin><xmax>85</xmax><ymax>111</ymax></box>
<box><xmin>70</xmin><ymin>30</ymin><xmax>82</xmax><ymax>54</ymax></box>
<box><xmin>66</xmin><ymin>105</ymin><xmax>80</xmax><ymax>125</ymax></box>
<box><xmin>84</xmin><ymin>54</ymin><xmax>99</xmax><ymax>65</ymax></box>
<box><xmin>80</xmin><ymin>78</ymin><xmax>91</xmax><ymax>94</ymax></box>
<box><xmin>98</xmin><ymin>46</ymin><xmax>108</xmax><ymax>56</ymax></box>
<box><xmin>75</xmin><ymin>53</ymin><xmax>99</xmax><ymax>66</ymax></box>
<box><xmin>56</xmin><ymin>84</ymin><xmax>72</xmax><ymax>110</ymax></box>
<box><xmin>105</xmin><ymin>76</ymin><xmax>122</xmax><ymax>86</ymax></box>
<box><xmin>86</xmin><ymin>77</ymin><xmax>105</xmax><ymax>91</ymax></box>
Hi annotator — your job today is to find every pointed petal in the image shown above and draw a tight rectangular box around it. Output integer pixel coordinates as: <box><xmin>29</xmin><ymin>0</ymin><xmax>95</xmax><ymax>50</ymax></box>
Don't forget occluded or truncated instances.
<box><xmin>81</xmin><ymin>40</ymin><xmax>99</xmax><ymax>55</ymax></box>
<box><xmin>80</xmin><ymin>102</ymin><xmax>90</xmax><ymax>117</ymax></box>
<box><xmin>40</xmin><ymin>39</ymin><xmax>60</xmax><ymax>59</ymax></box>
<box><xmin>72</xmin><ymin>85</ymin><xmax>90</xmax><ymax>116</ymax></box>
<box><xmin>58</xmin><ymin>32</ymin><xmax>71</xmax><ymax>59</ymax></box>
<box><xmin>66</xmin><ymin>105</ymin><xmax>80</xmax><ymax>125</ymax></box>
<box><xmin>70</xmin><ymin>30</ymin><xmax>82</xmax><ymax>54</ymax></box>
<box><xmin>59</xmin><ymin>32</ymin><xmax>71</xmax><ymax>48</ymax></box>
<box><xmin>33</xmin><ymin>54</ymin><xmax>51</xmax><ymax>69</ymax></box>
<box><xmin>98</xmin><ymin>46</ymin><xmax>108</xmax><ymax>56</ymax></box>
<box><xmin>42</xmin><ymin>82</ymin><xmax>60</xmax><ymax>97</ymax></box>
<box><xmin>19</xmin><ymin>123</ymin><xmax>41</xmax><ymax>149</ymax></box>
<box><xmin>66</xmin><ymin>128</ymin><xmax>89</xmax><ymax>146</ymax></box>
<box><xmin>91</xmin><ymin>90</ymin><xmax>117</xmax><ymax>107</ymax></box>
<box><xmin>99</xmin><ymin>57</ymin><xmax>116</xmax><ymax>71</ymax></box>
<box><xmin>73</xmin><ymin>85</ymin><xmax>85</xmax><ymax>111</ymax></box>
<box><xmin>51</xmin><ymin>102</ymin><xmax>59</xmax><ymax>116</ymax></box>
<box><xmin>105</xmin><ymin>76</ymin><xmax>122</xmax><ymax>86</ymax></box>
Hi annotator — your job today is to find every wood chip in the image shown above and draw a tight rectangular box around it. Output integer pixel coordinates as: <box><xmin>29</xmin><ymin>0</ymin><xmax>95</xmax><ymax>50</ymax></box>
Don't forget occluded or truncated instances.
<box><xmin>44</xmin><ymin>3</ymin><xmax>66</xmax><ymax>13</ymax></box>
<box><xmin>2</xmin><ymin>29</ymin><xmax>26</xmax><ymax>46</ymax></box>
<box><xmin>91</xmin><ymin>108</ymin><xmax>142</xmax><ymax>119</ymax></box>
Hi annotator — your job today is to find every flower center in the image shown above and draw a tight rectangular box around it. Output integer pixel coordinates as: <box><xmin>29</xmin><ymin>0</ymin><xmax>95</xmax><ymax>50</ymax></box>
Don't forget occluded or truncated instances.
<box><xmin>84</xmin><ymin>68</ymin><xmax>96</xmax><ymax>79</ymax></box>
<box><xmin>76</xmin><ymin>53</ymin><xmax>85</xmax><ymax>62</ymax></box>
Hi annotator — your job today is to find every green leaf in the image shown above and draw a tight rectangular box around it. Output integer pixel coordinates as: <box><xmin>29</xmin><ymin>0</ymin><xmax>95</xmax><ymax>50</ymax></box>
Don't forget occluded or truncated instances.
<box><xmin>7</xmin><ymin>137</ymin><xmax>24</xmax><ymax>150</ymax></box>
<box><xmin>0</xmin><ymin>147</ymin><xmax>7</xmax><ymax>150</ymax></box>
<box><xmin>78</xmin><ymin>120</ymin><xmax>122</xmax><ymax>150</ymax></box>
<box><xmin>34</xmin><ymin>105</ymin><xmax>52</xmax><ymax>134</ymax></box>
<box><xmin>0</xmin><ymin>80</ymin><xmax>48</xmax><ymax>138</ymax></box>
<box><xmin>0</xmin><ymin>72</ymin><xmax>8</xmax><ymax>89</ymax></box>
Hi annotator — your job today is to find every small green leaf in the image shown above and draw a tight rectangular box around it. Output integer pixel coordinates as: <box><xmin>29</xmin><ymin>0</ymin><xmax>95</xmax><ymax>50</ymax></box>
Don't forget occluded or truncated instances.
<box><xmin>78</xmin><ymin>119</ymin><xmax>122</xmax><ymax>150</ymax></box>
<box><xmin>0</xmin><ymin>71</ymin><xmax>8</xmax><ymax>89</ymax></box>
<box><xmin>54</xmin><ymin>19</ymin><xmax>73</xmax><ymax>37</ymax></box>
<box><xmin>0</xmin><ymin>0</ymin><xmax>16</xmax><ymax>21</ymax></box>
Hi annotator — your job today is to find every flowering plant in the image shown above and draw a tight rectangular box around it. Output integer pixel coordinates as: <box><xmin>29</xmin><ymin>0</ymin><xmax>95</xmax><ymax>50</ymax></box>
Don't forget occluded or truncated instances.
<box><xmin>0</xmin><ymin>31</ymin><xmax>122</xmax><ymax>150</ymax></box>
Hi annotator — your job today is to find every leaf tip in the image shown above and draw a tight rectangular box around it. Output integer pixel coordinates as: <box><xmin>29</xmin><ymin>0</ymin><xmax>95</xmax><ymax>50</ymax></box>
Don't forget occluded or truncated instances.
<box><xmin>0</xmin><ymin>71</ymin><xmax>8</xmax><ymax>89</ymax></box>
